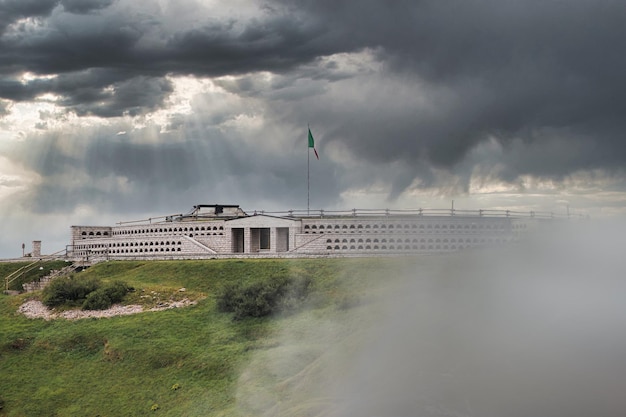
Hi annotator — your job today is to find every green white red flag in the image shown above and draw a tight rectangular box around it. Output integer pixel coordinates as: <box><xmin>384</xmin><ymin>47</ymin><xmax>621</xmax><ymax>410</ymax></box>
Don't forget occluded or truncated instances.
<box><xmin>308</xmin><ymin>128</ymin><xmax>319</xmax><ymax>160</ymax></box>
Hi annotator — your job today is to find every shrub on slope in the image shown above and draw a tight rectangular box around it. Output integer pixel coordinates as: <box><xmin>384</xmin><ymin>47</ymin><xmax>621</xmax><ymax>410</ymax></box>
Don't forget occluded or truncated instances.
<box><xmin>216</xmin><ymin>275</ymin><xmax>311</xmax><ymax>319</ymax></box>
<box><xmin>42</xmin><ymin>275</ymin><xmax>101</xmax><ymax>308</ymax></box>
<box><xmin>42</xmin><ymin>275</ymin><xmax>132</xmax><ymax>310</ymax></box>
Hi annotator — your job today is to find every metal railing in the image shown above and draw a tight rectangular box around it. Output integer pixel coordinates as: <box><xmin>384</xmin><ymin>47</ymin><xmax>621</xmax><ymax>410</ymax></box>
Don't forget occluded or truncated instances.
<box><xmin>250</xmin><ymin>208</ymin><xmax>584</xmax><ymax>220</ymax></box>
<box><xmin>4</xmin><ymin>248</ymin><xmax>68</xmax><ymax>292</ymax></box>
<box><xmin>109</xmin><ymin>207</ymin><xmax>585</xmax><ymax>226</ymax></box>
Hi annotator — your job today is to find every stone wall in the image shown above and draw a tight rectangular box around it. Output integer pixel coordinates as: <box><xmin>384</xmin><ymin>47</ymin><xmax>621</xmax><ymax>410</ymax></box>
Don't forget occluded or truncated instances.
<box><xmin>67</xmin><ymin>214</ymin><xmax>533</xmax><ymax>260</ymax></box>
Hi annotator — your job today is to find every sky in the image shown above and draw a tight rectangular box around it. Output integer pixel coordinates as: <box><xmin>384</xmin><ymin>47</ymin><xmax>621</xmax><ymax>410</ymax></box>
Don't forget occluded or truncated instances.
<box><xmin>1</xmin><ymin>0</ymin><xmax>625</xmax><ymax>257</ymax></box>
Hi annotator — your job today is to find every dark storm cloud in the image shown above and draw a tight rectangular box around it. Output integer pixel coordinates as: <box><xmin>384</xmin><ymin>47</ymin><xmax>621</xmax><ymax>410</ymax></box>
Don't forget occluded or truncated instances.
<box><xmin>60</xmin><ymin>0</ymin><xmax>114</xmax><ymax>14</ymax></box>
<box><xmin>0</xmin><ymin>0</ymin><xmax>339</xmax><ymax>117</ymax></box>
<box><xmin>0</xmin><ymin>0</ymin><xmax>58</xmax><ymax>35</ymax></box>
<box><xmin>59</xmin><ymin>74</ymin><xmax>173</xmax><ymax>117</ymax></box>
<box><xmin>283</xmin><ymin>0</ymin><xmax>626</xmax><ymax>189</ymax></box>
<box><xmin>163</xmin><ymin>18</ymin><xmax>328</xmax><ymax>75</ymax></box>
<box><xmin>0</xmin><ymin>0</ymin><xmax>114</xmax><ymax>36</ymax></box>
<box><xmin>224</xmin><ymin>0</ymin><xmax>626</xmax><ymax>194</ymax></box>
<box><xmin>2</xmin><ymin>0</ymin><xmax>626</xmax><ymax>197</ymax></box>
<box><xmin>0</xmin><ymin>12</ymin><xmax>335</xmax><ymax>80</ymax></box>
<box><xmin>419</xmin><ymin>2</ymin><xmax>623</xmax><ymax>176</ymax></box>
<box><xmin>0</xmin><ymin>69</ymin><xmax>172</xmax><ymax>117</ymax></box>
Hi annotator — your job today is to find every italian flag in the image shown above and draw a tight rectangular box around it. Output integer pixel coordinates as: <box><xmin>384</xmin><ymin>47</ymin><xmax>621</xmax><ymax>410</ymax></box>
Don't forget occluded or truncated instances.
<box><xmin>308</xmin><ymin>128</ymin><xmax>319</xmax><ymax>160</ymax></box>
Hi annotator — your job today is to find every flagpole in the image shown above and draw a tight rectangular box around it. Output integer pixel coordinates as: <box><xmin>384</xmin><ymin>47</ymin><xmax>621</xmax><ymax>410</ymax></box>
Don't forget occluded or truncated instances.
<box><xmin>307</xmin><ymin>124</ymin><xmax>310</xmax><ymax>215</ymax></box>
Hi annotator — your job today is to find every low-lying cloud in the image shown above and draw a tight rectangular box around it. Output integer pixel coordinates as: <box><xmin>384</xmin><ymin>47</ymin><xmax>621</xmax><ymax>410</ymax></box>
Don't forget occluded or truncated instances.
<box><xmin>237</xmin><ymin>221</ymin><xmax>626</xmax><ymax>417</ymax></box>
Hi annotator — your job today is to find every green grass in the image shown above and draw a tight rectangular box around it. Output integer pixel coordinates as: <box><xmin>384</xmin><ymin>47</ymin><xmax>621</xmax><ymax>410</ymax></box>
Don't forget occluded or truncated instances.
<box><xmin>0</xmin><ymin>257</ymin><xmax>429</xmax><ymax>416</ymax></box>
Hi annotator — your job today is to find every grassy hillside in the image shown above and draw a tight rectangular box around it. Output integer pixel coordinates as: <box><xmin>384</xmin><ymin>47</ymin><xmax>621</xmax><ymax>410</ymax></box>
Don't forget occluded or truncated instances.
<box><xmin>0</xmin><ymin>257</ymin><xmax>424</xmax><ymax>416</ymax></box>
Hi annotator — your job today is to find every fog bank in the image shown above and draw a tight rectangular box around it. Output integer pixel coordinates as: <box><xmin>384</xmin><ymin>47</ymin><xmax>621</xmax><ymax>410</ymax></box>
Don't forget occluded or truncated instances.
<box><xmin>238</xmin><ymin>220</ymin><xmax>626</xmax><ymax>417</ymax></box>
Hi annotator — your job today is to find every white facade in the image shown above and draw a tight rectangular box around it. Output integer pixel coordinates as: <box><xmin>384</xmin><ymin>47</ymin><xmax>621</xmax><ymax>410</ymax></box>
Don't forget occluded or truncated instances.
<box><xmin>68</xmin><ymin>205</ymin><xmax>537</xmax><ymax>261</ymax></box>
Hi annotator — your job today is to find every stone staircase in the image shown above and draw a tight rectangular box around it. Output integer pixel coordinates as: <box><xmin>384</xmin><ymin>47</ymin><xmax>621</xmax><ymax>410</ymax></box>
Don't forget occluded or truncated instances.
<box><xmin>22</xmin><ymin>263</ymin><xmax>87</xmax><ymax>293</ymax></box>
<box><xmin>181</xmin><ymin>235</ymin><xmax>217</xmax><ymax>254</ymax></box>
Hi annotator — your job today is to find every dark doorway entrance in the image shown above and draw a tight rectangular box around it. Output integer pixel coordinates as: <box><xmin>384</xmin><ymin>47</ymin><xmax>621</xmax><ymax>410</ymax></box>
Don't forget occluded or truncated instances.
<box><xmin>232</xmin><ymin>228</ymin><xmax>244</xmax><ymax>253</ymax></box>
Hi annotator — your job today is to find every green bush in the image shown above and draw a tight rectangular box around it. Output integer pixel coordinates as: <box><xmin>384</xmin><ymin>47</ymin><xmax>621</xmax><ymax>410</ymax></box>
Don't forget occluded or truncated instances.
<box><xmin>82</xmin><ymin>289</ymin><xmax>112</xmax><ymax>310</ymax></box>
<box><xmin>216</xmin><ymin>276</ymin><xmax>311</xmax><ymax>320</ymax></box>
<box><xmin>235</xmin><ymin>281</ymin><xmax>276</xmax><ymax>318</ymax></box>
<box><xmin>42</xmin><ymin>275</ymin><xmax>131</xmax><ymax>310</ymax></box>
<box><xmin>216</xmin><ymin>282</ymin><xmax>240</xmax><ymax>313</ymax></box>
<box><xmin>81</xmin><ymin>281</ymin><xmax>132</xmax><ymax>310</ymax></box>
<box><xmin>104</xmin><ymin>281</ymin><xmax>132</xmax><ymax>304</ymax></box>
<box><xmin>42</xmin><ymin>276</ymin><xmax>101</xmax><ymax>308</ymax></box>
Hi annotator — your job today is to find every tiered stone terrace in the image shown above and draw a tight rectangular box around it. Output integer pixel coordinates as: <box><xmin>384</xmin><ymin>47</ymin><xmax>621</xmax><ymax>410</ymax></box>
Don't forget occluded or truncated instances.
<box><xmin>67</xmin><ymin>205</ymin><xmax>557</xmax><ymax>261</ymax></box>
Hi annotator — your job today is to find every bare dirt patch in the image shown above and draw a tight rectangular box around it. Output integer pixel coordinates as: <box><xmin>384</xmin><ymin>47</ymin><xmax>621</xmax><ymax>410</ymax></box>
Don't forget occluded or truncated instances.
<box><xmin>17</xmin><ymin>299</ymin><xmax>197</xmax><ymax>320</ymax></box>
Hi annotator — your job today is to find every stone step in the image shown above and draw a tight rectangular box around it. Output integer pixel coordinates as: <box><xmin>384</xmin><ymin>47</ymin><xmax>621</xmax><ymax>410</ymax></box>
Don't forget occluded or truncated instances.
<box><xmin>21</xmin><ymin>264</ymin><xmax>85</xmax><ymax>293</ymax></box>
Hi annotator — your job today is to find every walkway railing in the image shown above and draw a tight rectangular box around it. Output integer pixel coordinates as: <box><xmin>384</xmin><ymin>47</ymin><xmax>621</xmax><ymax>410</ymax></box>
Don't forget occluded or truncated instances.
<box><xmin>4</xmin><ymin>248</ymin><xmax>68</xmax><ymax>292</ymax></box>
<box><xmin>112</xmin><ymin>207</ymin><xmax>585</xmax><ymax>226</ymax></box>
<box><xmin>251</xmin><ymin>208</ymin><xmax>585</xmax><ymax>220</ymax></box>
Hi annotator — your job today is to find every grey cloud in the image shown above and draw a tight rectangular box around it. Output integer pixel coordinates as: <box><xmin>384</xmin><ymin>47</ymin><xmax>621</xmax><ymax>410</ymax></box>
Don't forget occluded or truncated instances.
<box><xmin>60</xmin><ymin>0</ymin><xmax>114</xmax><ymax>14</ymax></box>
<box><xmin>0</xmin><ymin>12</ymin><xmax>146</xmax><ymax>77</ymax></box>
<box><xmin>0</xmin><ymin>98</ymin><xmax>9</xmax><ymax>115</ymax></box>
<box><xmin>160</xmin><ymin>15</ymin><xmax>337</xmax><ymax>76</ymax></box>
<box><xmin>0</xmin><ymin>0</ymin><xmax>58</xmax><ymax>35</ymax></box>
<box><xmin>0</xmin><ymin>70</ymin><xmax>173</xmax><ymax>117</ymax></box>
<box><xmin>261</xmin><ymin>0</ymin><xmax>626</xmax><ymax>194</ymax></box>
<box><xmin>1</xmin><ymin>0</ymin><xmax>626</xmax><ymax>199</ymax></box>
<box><xmin>61</xmin><ymin>75</ymin><xmax>174</xmax><ymax>117</ymax></box>
<box><xmin>0</xmin><ymin>3</ymin><xmax>336</xmax><ymax>77</ymax></box>
<box><xmin>0</xmin><ymin>2</ymin><xmax>338</xmax><ymax>117</ymax></box>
